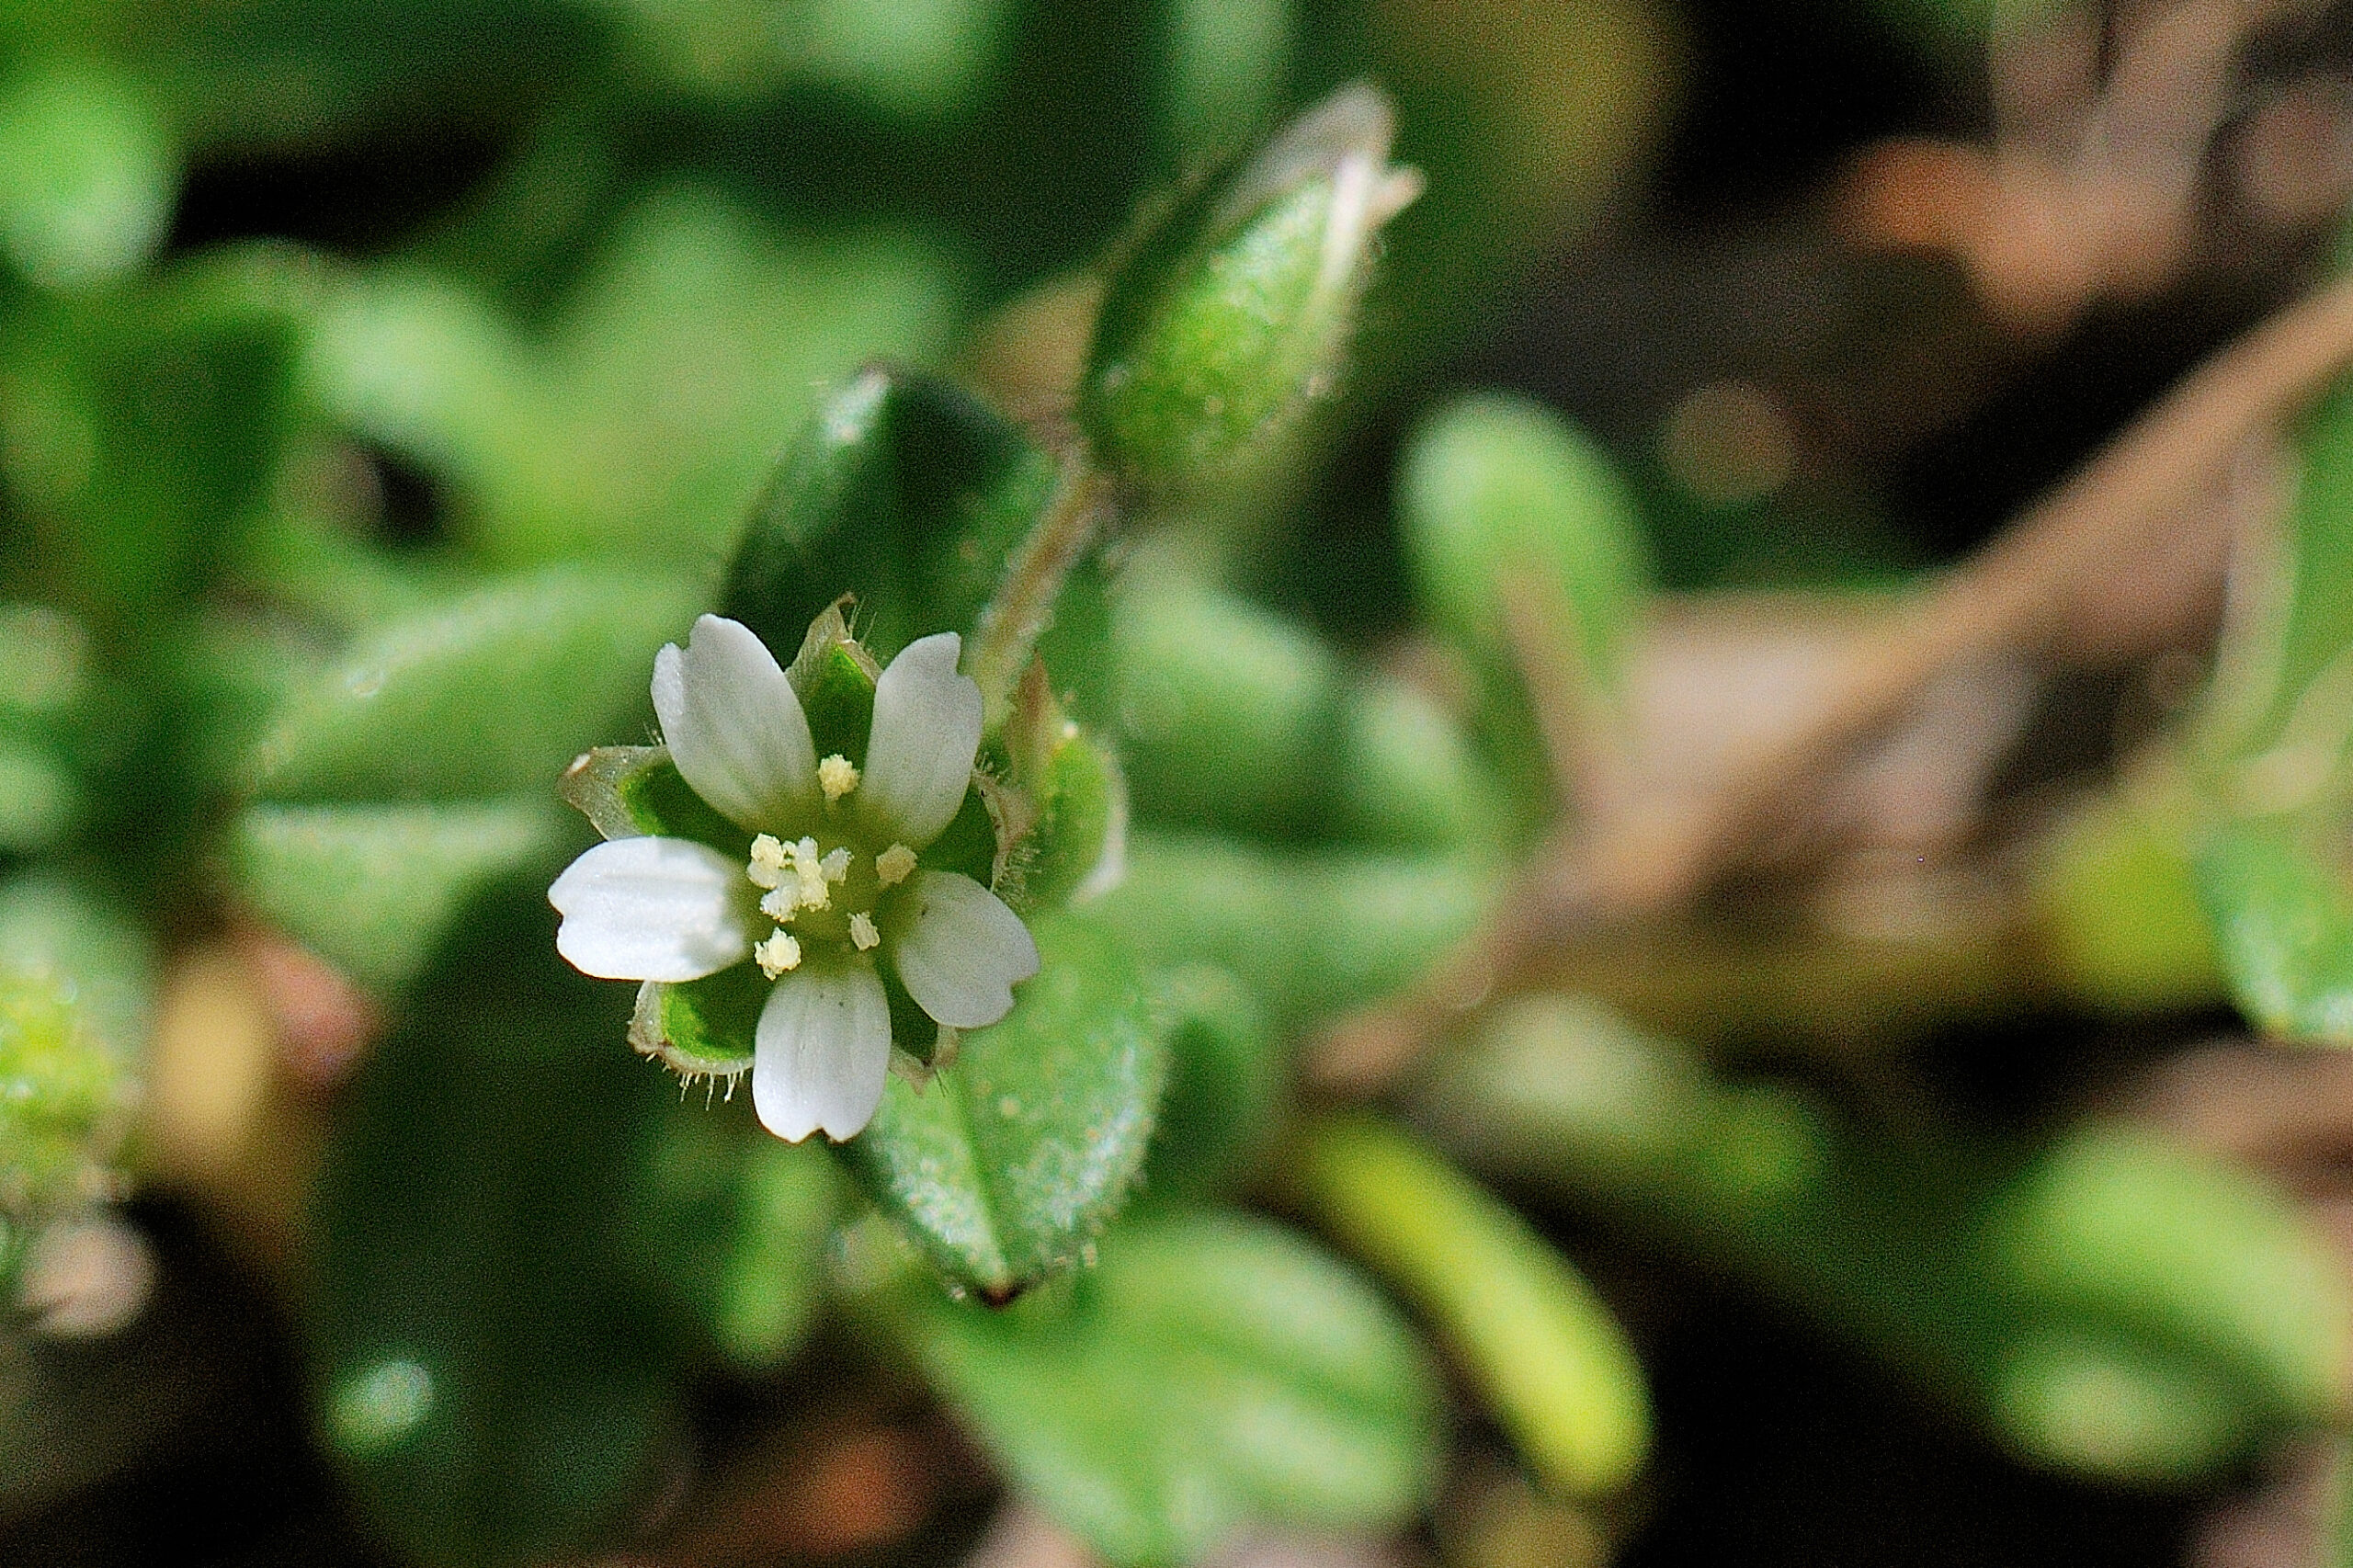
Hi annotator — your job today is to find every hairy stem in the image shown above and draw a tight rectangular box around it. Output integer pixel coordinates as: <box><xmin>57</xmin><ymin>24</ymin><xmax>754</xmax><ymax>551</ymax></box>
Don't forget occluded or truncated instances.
<box><xmin>968</xmin><ymin>458</ymin><xmax>1112</xmax><ymax>728</ymax></box>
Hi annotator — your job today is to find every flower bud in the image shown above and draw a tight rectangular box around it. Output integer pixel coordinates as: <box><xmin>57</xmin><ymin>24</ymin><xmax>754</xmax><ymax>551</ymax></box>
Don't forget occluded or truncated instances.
<box><xmin>1079</xmin><ymin>84</ymin><xmax>1420</xmax><ymax>493</ymax></box>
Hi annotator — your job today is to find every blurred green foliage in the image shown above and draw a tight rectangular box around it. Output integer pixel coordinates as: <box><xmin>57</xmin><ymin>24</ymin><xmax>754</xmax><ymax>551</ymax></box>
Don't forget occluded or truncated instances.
<box><xmin>3</xmin><ymin>6</ymin><xmax>2353</xmax><ymax>1568</ymax></box>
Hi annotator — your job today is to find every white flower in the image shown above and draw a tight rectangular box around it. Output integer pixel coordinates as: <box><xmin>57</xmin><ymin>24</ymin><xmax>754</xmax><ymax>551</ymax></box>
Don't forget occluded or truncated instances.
<box><xmin>548</xmin><ymin>615</ymin><xmax>1040</xmax><ymax>1142</ymax></box>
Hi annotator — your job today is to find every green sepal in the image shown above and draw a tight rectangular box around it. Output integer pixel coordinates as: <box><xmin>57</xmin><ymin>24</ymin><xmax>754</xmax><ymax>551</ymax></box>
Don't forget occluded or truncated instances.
<box><xmin>1001</xmin><ymin>664</ymin><xmax>1128</xmax><ymax>912</ymax></box>
<box><xmin>786</xmin><ymin>602</ymin><xmax>882</xmax><ymax>763</ymax></box>
<box><xmin>631</xmin><ymin>966</ymin><xmax>766</xmax><ymax>1080</ymax></box>
<box><xmin>880</xmin><ymin>1211</ymin><xmax>1440</xmax><ymax>1566</ymax></box>
<box><xmin>836</xmin><ymin>912</ymin><xmax>1167</xmax><ymax>1301</ymax></box>
<box><xmin>722</xmin><ymin>366</ymin><xmax>1059</xmax><ymax>662</ymax></box>
<box><xmin>558</xmin><ymin>745</ymin><xmax>738</xmax><ymax>854</ymax></box>
<box><xmin>922</xmin><ymin>784</ymin><xmax>1001</xmax><ymax>889</ymax></box>
<box><xmin>2196</xmin><ymin>817</ymin><xmax>2353</xmax><ymax>1043</ymax></box>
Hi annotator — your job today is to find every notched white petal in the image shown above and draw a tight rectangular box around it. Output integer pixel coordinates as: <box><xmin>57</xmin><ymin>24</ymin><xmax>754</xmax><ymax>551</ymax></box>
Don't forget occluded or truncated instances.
<box><xmin>753</xmin><ymin>962</ymin><xmax>893</xmax><ymax>1142</ymax></box>
<box><xmin>550</xmin><ymin>837</ymin><xmax>748</xmax><ymax>982</ymax></box>
<box><xmin>859</xmin><ymin>631</ymin><xmax>983</xmax><ymax>847</ymax></box>
<box><xmin>653</xmin><ymin>615</ymin><xmax>818</xmax><ymax>833</ymax></box>
<box><xmin>892</xmin><ymin>870</ymin><xmax>1040</xmax><ymax>1029</ymax></box>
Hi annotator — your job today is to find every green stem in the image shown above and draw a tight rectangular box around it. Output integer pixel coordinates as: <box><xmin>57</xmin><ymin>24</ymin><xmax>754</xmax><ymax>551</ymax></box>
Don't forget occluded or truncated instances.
<box><xmin>968</xmin><ymin>457</ymin><xmax>1111</xmax><ymax>728</ymax></box>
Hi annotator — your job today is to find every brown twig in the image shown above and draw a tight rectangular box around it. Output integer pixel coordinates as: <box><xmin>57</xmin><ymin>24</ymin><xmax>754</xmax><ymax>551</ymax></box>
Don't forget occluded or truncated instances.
<box><xmin>1309</xmin><ymin>266</ymin><xmax>2353</xmax><ymax>1095</ymax></box>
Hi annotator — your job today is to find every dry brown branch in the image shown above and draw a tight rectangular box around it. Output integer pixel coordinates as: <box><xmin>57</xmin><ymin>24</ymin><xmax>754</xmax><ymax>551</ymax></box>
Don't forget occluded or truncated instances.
<box><xmin>1309</xmin><ymin>267</ymin><xmax>2353</xmax><ymax>1094</ymax></box>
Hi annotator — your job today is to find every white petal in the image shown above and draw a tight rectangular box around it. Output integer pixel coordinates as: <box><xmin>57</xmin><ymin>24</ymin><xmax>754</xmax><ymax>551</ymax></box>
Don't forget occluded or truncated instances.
<box><xmin>754</xmin><ymin>962</ymin><xmax>893</xmax><ymax>1142</ymax></box>
<box><xmin>653</xmin><ymin>615</ymin><xmax>817</xmax><ymax>833</ymax></box>
<box><xmin>892</xmin><ymin>871</ymin><xmax>1040</xmax><ymax>1028</ymax></box>
<box><xmin>550</xmin><ymin>837</ymin><xmax>748</xmax><ymax>981</ymax></box>
<box><xmin>858</xmin><ymin>631</ymin><xmax>982</xmax><ymax>847</ymax></box>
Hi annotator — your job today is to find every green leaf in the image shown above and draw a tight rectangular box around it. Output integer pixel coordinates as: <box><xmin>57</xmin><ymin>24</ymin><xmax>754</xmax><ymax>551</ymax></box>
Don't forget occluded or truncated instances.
<box><xmin>1080</xmin><ymin>85</ymin><xmax>1419</xmax><ymax>493</ymax></box>
<box><xmin>1139</xmin><ymin>964</ymin><xmax>1277</xmax><ymax>1200</ymax></box>
<box><xmin>1985</xmin><ymin>1122</ymin><xmax>2352</xmax><ymax>1426</ymax></box>
<box><xmin>1</xmin><ymin>295</ymin><xmax>294</xmax><ymax>631</ymax></box>
<box><xmin>1096</xmin><ymin>833</ymin><xmax>1489</xmax><ymax>1024</ymax></box>
<box><xmin>228</xmin><ymin>798</ymin><xmax>560</xmax><ymax>993</ymax></box>
<box><xmin>631</xmin><ymin>1116</ymin><xmax>838</xmax><ymax>1372</ymax></box>
<box><xmin>1417</xmin><ymin>994</ymin><xmax>2352</xmax><ymax>1483</ymax></box>
<box><xmin>1399</xmin><ymin>392</ymin><xmax>1651</xmax><ymax>702</ymax></box>
<box><xmin>312</xmin><ymin>889</ymin><xmax>686</xmax><ymax>1568</ymax></box>
<box><xmin>722</xmin><ymin>365</ymin><xmax>1059</xmax><ymax>662</ymax></box>
<box><xmin>1109</xmin><ymin>562</ymin><xmax>1339</xmax><ymax>834</ymax></box>
<box><xmin>1336</xmin><ymin>672</ymin><xmax>1503</xmax><ymax>849</ymax></box>
<box><xmin>2196</xmin><ymin>817</ymin><xmax>2353</xmax><ymax>1043</ymax></box>
<box><xmin>1292</xmin><ymin>1113</ymin><xmax>1650</xmax><ymax>1498</ymax></box>
<box><xmin>557</xmin><ymin>745</ymin><xmax>739</xmax><ymax>854</ymax></box>
<box><xmin>249</xmin><ymin>567</ymin><xmax>696</xmax><ymax>802</ymax></box>
<box><xmin>837</xmin><ymin>912</ymin><xmax>1167</xmax><ymax>1300</ymax></box>
<box><xmin>0</xmin><ymin>62</ymin><xmax>176</xmax><ymax>293</ymax></box>
<box><xmin>888</xmin><ymin>1211</ymin><xmax>1438</xmax><ymax>1566</ymax></box>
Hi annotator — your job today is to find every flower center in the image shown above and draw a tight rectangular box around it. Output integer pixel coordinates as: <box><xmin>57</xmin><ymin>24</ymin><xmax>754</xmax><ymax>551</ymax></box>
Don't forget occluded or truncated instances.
<box><xmin>744</xmin><ymin>828</ymin><xmax>915</xmax><ymax>979</ymax></box>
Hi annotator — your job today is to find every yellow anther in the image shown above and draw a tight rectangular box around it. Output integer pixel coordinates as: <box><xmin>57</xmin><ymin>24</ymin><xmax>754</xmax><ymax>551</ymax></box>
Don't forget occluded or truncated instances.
<box><xmin>820</xmin><ymin>846</ymin><xmax>852</xmax><ymax>882</ymax></box>
<box><xmin>818</xmin><ymin>754</ymin><xmax>860</xmax><ymax>802</ymax></box>
<box><xmin>875</xmin><ymin>844</ymin><xmax>916</xmax><ymax>887</ymax></box>
<box><xmin>758</xmin><ymin>888</ymin><xmax>798</xmax><ymax>922</ymax></box>
<box><xmin>746</xmin><ymin>833</ymin><xmax>788</xmax><ymax>890</ymax></box>
<box><xmin>753</xmin><ymin>928</ymin><xmax>802</xmax><ymax>978</ymax></box>
<box><xmin>848</xmin><ymin>912</ymin><xmax>881</xmax><ymax>951</ymax></box>
<box><xmin>790</xmin><ymin>836</ymin><xmax>831</xmax><ymax>910</ymax></box>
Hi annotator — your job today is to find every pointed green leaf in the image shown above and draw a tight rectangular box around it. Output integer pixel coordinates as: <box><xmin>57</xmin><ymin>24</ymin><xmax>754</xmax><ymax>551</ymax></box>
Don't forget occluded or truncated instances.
<box><xmin>837</xmin><ymin>912</ymin><xmax>1167</xmax><ymax>1300</ymax></box>
<box><xmin>2196</xmin><ymin>818</ymin><xmax>2353</xmax><ymax>1043</ymax></box>
<box><xmin>249</xmin><ymin>567</ymin><xmax>696</xmax><ymax>802</ymax></box>
<box><xmin>1418</xmin><ymin>994</ymin><xmax>2352</xmax><ymax>1483</ymax></box>
<box><xmin>722</xmin><ymin>366</ymin><xmax>1059</xmax><ymax>662</ymax></box>
<box><xmin>229</xmin><ymin>798</ymin><xmax>559</xmax><ymax>993</ymax></box>
<box><xmin>889</xmin><ymin>1212</ymin><xmax>1438</xmax><ymax>1566</ymax></box>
